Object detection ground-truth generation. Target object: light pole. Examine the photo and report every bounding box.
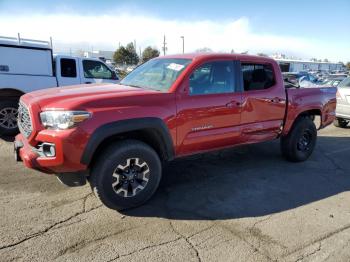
[180,36,184,54]
[162,35,167,56]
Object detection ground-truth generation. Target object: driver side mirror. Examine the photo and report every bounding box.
[284,77,300,88]
[111,71,119,80]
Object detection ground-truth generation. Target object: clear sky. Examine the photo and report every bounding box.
[0,0,349,62]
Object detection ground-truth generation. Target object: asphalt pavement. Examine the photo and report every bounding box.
[0,124,349,262]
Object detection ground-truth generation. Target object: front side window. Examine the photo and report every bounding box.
[61,59,77,78]
[83,60,113,79]
[120,58,191,92]
[189,61,235,95]
[242,63,276,91]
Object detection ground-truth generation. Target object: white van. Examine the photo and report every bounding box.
[0,35,119,135]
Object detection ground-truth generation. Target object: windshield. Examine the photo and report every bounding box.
[338,77,350,88]
[120,58,191,91]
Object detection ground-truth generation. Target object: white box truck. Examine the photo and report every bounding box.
[0,35,119,135]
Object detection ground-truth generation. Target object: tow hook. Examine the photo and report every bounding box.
[14,140,23,162]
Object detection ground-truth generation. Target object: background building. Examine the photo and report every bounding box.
[275,59,344,72]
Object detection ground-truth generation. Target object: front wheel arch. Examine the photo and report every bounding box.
[81,118,175,167]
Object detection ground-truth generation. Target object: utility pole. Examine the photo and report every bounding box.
[180,36,184,54]
[134,40,136,51]
[162,35,167,56]
[139,47,142,58]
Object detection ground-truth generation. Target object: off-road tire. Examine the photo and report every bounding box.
[281,117,317,162]
[89,140,162,211]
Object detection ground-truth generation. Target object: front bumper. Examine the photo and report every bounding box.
[15,130,88,174]
[14,133,52,173]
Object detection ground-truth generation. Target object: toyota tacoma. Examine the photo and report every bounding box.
[14,54,336,210]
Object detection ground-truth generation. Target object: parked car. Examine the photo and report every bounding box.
[320,77,346,88]
[334,77,350,128]
[329,73,348,78]
[14,54,336,210]
[0,35,119,135]
[282,72,321,88]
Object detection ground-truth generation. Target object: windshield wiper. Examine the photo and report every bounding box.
[121,83,142,88]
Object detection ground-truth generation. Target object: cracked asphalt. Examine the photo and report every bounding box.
[1,124,350,262]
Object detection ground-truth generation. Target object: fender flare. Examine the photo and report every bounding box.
[80,117,175,165]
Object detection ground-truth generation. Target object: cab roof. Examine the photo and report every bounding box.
[158,53,276,63]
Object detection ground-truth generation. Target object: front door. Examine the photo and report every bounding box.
[81,59,118,84]
[176,60,242,156]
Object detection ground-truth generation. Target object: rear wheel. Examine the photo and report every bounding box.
[89,140,162,211]
[333,118,349,128]
[0,100,19,136]
[281,117,317,162]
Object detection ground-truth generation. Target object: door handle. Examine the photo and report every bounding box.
[269,97,280,103]
[226,101,241,108]
[85,82,92,84]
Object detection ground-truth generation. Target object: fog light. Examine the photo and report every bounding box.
[42,143,56,157]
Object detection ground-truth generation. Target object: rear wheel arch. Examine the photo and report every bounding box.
[0,88,25,99]
[298,109,321,120]
[81,118,175,167]
[284,108,322,134]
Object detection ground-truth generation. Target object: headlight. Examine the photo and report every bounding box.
[40,111,91,130]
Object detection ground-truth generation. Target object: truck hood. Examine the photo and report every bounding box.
[23,83,159,110]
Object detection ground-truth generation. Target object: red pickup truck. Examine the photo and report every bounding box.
[14,54,336,210]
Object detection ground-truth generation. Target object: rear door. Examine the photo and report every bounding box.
[80,59,118,84]
[176,60,242,155]
[239,60,286,143]
[56,57,81,86]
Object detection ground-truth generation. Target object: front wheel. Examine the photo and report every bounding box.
[281,117,317,162]
[333,118,349,128]
[89,140,162,211]
[0,100,19,136]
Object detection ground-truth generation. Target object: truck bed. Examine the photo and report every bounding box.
[283,87,337,134]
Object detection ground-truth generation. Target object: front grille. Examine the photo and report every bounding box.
[18,102,32,138]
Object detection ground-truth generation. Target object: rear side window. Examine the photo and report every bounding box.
[241,63,275,91]
[0,65,9,72]
[60,59,77,78]
[189,61,235,95]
